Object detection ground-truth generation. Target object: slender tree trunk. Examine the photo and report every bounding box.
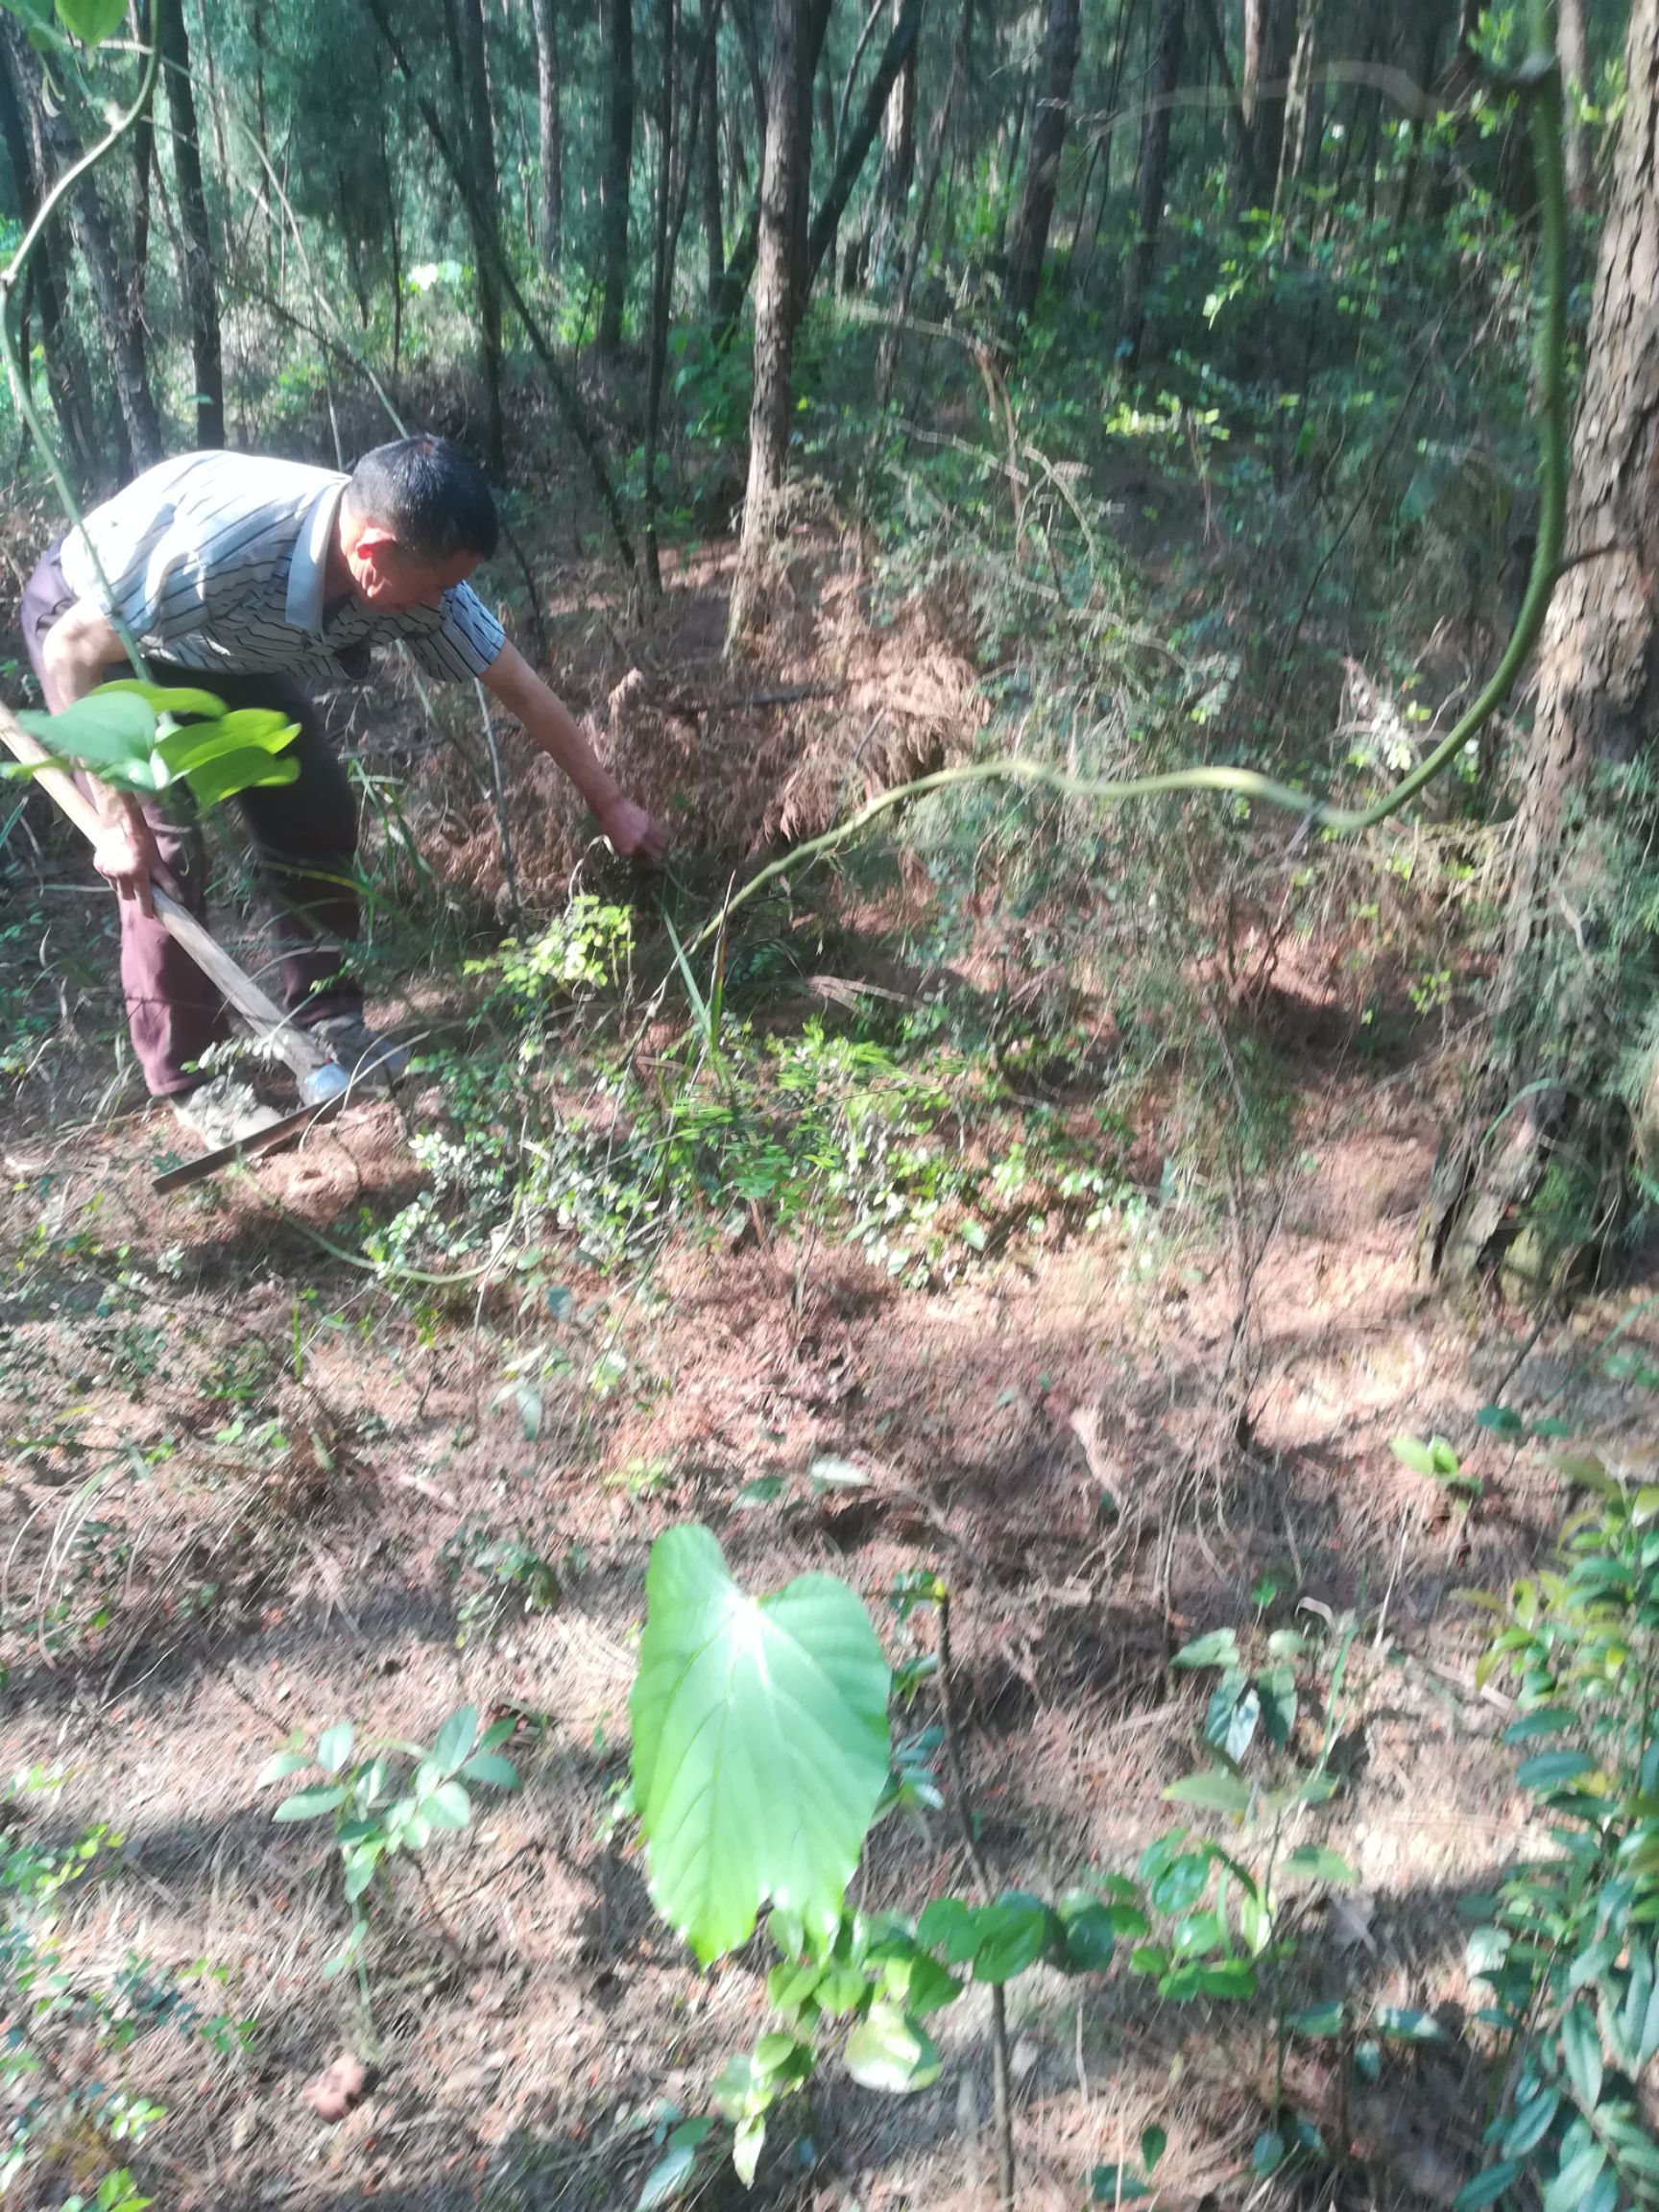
[0,31,99,484]
[990,66,1029,264]
[6,16,163,470]
[1239,0,1294,203]
[1425,5,1648,1295]
[599,0,637,349]
[1118,0,1183,364]
[643,0,683,590]
[876,0,968,400]
[1273,0,1314,211]
[448,0,506,466]
[703,7,725,295]
[866,0,916,274]
[1557,0,1592,209]
[728,0,806,640]
[160,0,226,448]
[1001,0,1081,320]
[805,0,925,289]
[532,0,565,266]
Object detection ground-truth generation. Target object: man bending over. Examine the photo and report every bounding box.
[18,434,664,1147]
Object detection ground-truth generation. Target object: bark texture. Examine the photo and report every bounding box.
[5,16,163,470]
[1556,0,1592,210]
[1426,0,1659,1294]
[599,0,637,349]
[160,0,226,449]
[450,0,505,466]
[728,0,806,640]
[1118,0,1183,365]
[0,29,99,483]
[1001,0,1079,320]
[532,0,565,266]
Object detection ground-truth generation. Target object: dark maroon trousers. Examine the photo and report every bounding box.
[20,541,364,1097]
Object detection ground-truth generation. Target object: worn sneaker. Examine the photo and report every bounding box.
[170,1075,285,1149]
[300,1015,411,1103]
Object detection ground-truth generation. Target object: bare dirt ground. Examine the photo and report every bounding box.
[4,498,1656,2211]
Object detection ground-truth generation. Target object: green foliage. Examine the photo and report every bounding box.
[258,1704,520,1977]
[629,1526,892,1965]
[8,685,300,810]
[1458,1437,1659,2212]
[1,1771,248,2203]
[440,1518,562,1649]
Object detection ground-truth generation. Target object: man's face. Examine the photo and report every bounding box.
[345,530,480,613]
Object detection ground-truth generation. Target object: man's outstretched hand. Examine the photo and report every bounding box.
[599,794,668,865]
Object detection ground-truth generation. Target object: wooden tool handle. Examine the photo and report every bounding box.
[0,701,328,1080]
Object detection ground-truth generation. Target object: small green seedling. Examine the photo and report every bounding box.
[1390,1433,1481,1501]
[259,1703,520,1976]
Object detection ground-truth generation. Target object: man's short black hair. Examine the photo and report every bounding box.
[346,434,499,562]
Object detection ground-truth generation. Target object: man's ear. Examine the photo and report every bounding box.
[351,523,398,559]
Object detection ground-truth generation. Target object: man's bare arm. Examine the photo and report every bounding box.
[39,597,161,915]
[40,597,126,710]
[479,638,667,863]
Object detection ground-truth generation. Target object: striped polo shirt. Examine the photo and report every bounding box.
[60,450,506,685]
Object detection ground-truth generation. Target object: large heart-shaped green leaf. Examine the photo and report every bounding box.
[16,690,157,770]
[630,1525,891,1965]
[54,0,124,43]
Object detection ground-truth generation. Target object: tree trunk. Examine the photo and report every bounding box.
[703,4,725,296]
[1239,0,1293,202]
[532,0,565,266]
[160,0,226,449]
[0,29,99,484]
[1001,0,1080,321]
[1425,0,1656,1297]
[876,0,968,399]
[805,0,924,290]
[866,0,916,273]
[1557,0,1592,210]
[728,0,806,640]
[449,0,506,466]
[1118,0,1183,366]
[643,0,683,590]
[6,16,163,471]
[599,0,636,349]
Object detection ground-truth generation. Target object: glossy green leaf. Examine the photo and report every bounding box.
[1150,1852,1211,1914]
[316,1723,356,1776]
[254,1747,313,1786]
[1206,1675,1260,1760]
[1453,2159,1524,2211]
[630,1526,891,1964]
[1560,2001,1603,2112]
[154,708,298,777]
[1055,1889,1118,1973]
[1501,2086,1560,2157]
[843,2003,940,2092]
[1141,2125,1167,2174]
[971,1892,1051,1983]
[274,1784,347,1821]
[183,749,302,808]
[1090,2166,1151,2201]
[1172,1628,1240,1671]
[15,690,156,768]
[1518,1749,1595,1792]
[1165,1768,1250,1815]
[457,1751,520,1791]
[1281,1844,1357,1886]
[53,0,124,43]
[432,1705,480,1776]
[423,1780,472,1830]
[917,1894,978,1962]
